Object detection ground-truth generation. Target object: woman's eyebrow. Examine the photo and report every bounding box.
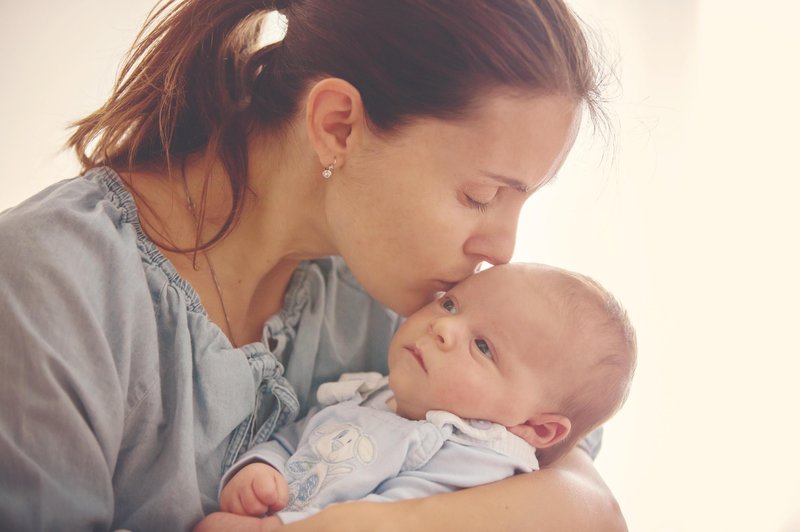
[480,171,533,194]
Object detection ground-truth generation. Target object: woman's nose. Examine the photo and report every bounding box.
[463,234,515,267]
[463,214,518,266]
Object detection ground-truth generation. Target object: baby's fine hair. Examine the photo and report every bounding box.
[532,266,637,466]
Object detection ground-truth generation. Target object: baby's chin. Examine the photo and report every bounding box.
[390,397,428,421]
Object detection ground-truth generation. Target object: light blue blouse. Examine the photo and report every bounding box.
[0,167,602,531]
[0,167,400,531]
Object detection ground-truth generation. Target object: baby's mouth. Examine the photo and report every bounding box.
[405,344,426,372]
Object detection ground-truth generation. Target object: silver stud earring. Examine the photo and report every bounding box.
[322,157,336,179]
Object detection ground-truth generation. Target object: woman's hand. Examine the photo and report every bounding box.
[278,500,412,532]
[193,512,283,532]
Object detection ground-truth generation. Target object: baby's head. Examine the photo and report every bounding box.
[387,263,636,466]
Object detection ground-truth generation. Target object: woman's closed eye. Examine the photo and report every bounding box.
[463,187,499,213]
[465,195,491,213]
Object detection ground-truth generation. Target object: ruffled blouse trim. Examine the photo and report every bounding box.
[89,166,313,357]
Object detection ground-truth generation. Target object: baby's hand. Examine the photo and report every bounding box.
[219,462,289,516]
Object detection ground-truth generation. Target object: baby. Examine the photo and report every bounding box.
[218,263,637,527]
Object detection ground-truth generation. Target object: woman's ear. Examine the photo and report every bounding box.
[507,414,571,448]
[305,77,365,169]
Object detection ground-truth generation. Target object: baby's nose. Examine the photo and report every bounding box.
[431,319,456,350]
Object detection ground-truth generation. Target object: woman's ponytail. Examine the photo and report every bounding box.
[69,0,280,170]
[69,0,283,249]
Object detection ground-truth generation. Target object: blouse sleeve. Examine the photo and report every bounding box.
[0,190,153,530]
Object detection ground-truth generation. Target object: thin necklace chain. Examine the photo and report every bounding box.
[181,174,238,346]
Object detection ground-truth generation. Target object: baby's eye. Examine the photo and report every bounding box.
[441,296,457,314]
[474,338,492,359]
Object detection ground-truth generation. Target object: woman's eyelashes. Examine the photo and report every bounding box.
[463,188,500,213]
[465,195,490,213]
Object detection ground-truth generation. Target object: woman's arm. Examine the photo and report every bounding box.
[280,446,626,532]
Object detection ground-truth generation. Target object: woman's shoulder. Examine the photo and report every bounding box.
[0,167,137,259]
[0,167,148,306]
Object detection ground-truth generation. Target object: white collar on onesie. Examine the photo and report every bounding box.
[425,410,539,470]
[316,372,389,405]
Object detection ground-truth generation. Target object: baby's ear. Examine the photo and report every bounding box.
[507,414,571,448]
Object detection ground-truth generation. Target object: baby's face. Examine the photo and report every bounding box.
[387,264,570,426]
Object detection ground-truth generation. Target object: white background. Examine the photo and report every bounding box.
[2,1,799,530]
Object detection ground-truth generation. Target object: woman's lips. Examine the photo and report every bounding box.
[405,344,426,371]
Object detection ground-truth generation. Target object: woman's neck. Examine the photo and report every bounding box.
[121,133,336,346]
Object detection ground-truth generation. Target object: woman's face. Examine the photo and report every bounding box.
[325,92,581,316]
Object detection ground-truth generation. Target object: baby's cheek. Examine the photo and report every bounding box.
[436,371,486,413]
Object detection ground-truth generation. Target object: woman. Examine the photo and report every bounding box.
[0,0,623,530]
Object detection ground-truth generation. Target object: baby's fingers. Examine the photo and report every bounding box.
[219,484,248,515]
[236,480,272,516]
[252,471,289,513]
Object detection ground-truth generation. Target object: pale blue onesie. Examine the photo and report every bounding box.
[222,373,541,525]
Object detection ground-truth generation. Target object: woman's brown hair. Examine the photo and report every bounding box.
[68,0,604,250]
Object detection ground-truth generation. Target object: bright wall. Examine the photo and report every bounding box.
[2,2,799,530]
